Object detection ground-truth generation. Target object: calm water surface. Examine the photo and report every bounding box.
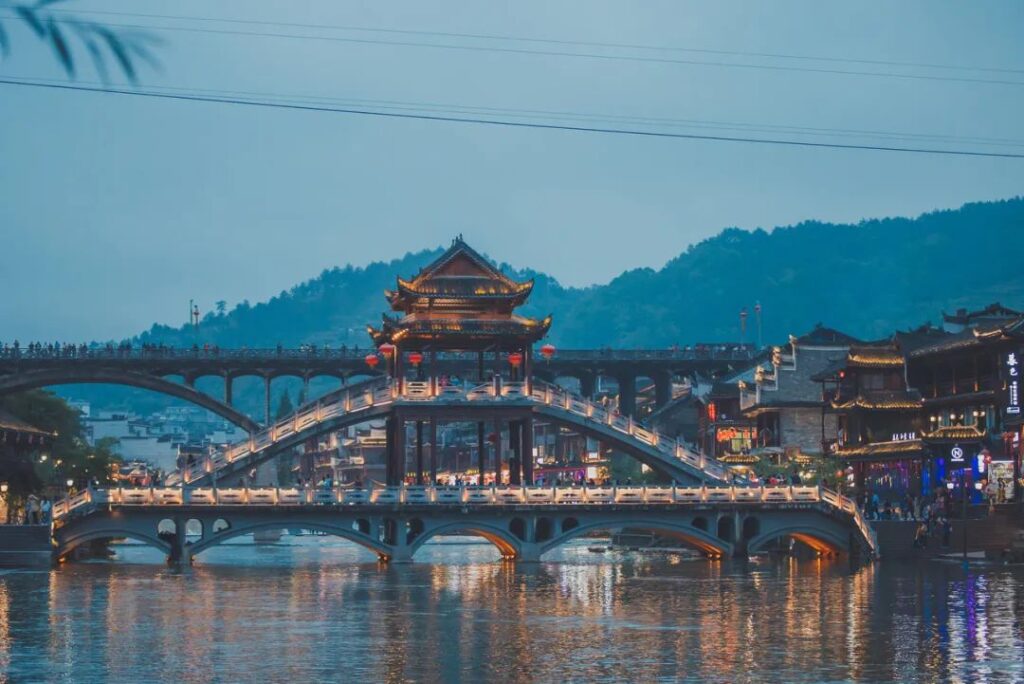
[2,537,1023,683]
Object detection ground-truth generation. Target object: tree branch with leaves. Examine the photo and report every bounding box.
[0,0,159,82]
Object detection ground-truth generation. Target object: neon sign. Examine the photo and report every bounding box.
[1007,352,1021,415]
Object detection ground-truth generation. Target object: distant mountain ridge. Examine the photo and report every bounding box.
[137,197,1024,350]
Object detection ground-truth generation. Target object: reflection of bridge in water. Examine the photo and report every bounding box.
[52,484,878,566]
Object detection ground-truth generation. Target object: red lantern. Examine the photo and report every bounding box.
[408,351,424,366]
[508,352,523,368]
[378,343,395,357]
[540,343,555,360]
[364,354,379,369]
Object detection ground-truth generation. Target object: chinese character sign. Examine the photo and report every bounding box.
[1007,351,1021,415]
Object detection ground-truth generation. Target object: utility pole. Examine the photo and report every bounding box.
[755,301,763,349]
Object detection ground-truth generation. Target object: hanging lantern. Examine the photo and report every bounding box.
[378,343,395,357]
[364,354,379,369]
[408,351,424,366]
[540,343,556,360]
[508,352,523,368]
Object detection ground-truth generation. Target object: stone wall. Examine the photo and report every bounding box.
[779,408,838,455]
[0,525,52,568]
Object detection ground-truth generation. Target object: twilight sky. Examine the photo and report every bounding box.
[1,0,1022,342]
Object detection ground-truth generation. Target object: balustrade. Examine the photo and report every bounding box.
[49,483,877,554]
[172,376,734,487]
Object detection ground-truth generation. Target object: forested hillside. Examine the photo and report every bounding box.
[137,197,1024,349]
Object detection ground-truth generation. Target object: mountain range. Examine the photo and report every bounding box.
[138,196,1024,350]
[52,196,1023,416]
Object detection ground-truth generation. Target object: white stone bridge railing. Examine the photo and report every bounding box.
[168,377,733,486]
[51,484,877,556]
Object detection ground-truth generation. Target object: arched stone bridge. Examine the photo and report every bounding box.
[0,345,756,426]
[51,484,878,565]
[168,378,732,488]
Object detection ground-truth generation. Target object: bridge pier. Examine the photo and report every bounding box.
[579,373,596,400]
[415,420,425,485]
[653,372,672,409]
[509,419,521,486]
[264,376,272,426]
[168,516,192,569]
[522,416,534,485]
[516,542,541,563]
[429,419,438,484]
[477,422,486,485]
[617,374,637,417]
[224,375,233,407]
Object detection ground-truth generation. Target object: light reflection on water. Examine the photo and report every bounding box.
[1,537,1023,683]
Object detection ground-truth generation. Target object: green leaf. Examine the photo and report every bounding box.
[46,17,73,76]
[15,6,46,37]
[127,38,161,72]
[95,26,135,82]
[68,21,108,83]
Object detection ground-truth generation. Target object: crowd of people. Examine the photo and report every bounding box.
[0,340,371,359]
[19,495,54,526]
[858,481,1014,551]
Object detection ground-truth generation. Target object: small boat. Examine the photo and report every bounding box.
[587,546,608,553]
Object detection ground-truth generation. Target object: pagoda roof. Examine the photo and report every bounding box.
[812,342,906,382]
[831,390,922,411]
[385,237,533,310]
[719,453,760,465]
[905,316,1024,358]
[922,425,986,443]
[847,343,905,368]
[0,409,54,444]
[795,324,860,347]
[837,439,924,462]
[942,302,1021,326]
[368,313,552,348]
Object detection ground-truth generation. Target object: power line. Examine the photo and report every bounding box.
[3,77,1022,158]
[10,74,1023,148]
[47,7,1024,76]
[8,14,1024,88]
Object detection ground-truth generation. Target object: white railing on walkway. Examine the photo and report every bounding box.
[168,377,735,487]
[52,483,876,552]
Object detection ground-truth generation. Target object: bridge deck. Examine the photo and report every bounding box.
[169,377,732,487]
[52,483,877,556]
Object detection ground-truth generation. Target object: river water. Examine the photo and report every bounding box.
[2,536,1023,683]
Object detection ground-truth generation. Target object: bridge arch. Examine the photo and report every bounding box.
[540,518,731,558]
[409,521,520,560]
[746,524,848,556]
[186,520,391,560]
[534,408,711,484]
[57,528,171,560]
[0,369,259,432]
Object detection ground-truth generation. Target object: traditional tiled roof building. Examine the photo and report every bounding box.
[739,323,856,458]
[368,237,551,355]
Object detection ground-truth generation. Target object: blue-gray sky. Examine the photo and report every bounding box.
[1,0,1022,341]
